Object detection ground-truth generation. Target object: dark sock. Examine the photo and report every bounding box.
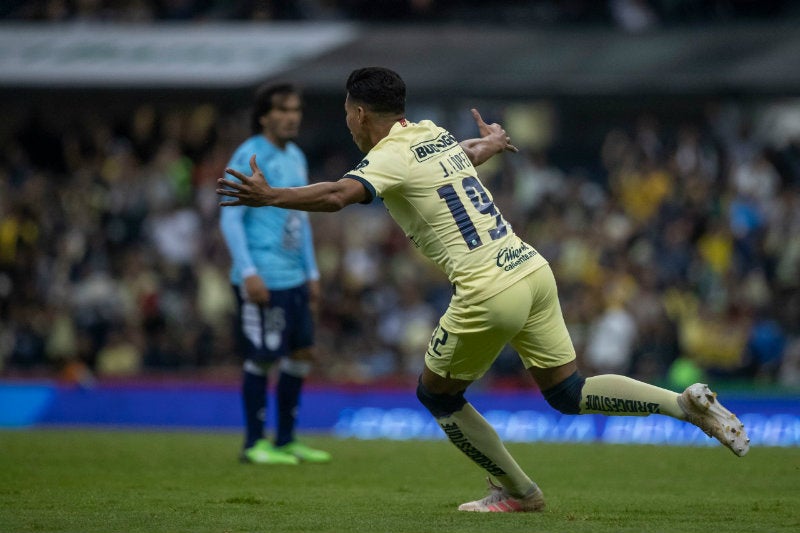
[242,370,267,449]
[275,371,303,447]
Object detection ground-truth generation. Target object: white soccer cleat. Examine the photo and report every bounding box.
[458,478,545,513]
[678,383,750,457]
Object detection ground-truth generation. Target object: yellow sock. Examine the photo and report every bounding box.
[437,403,538,497]
[580,374,685,419]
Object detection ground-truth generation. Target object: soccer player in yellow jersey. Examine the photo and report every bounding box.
[218,67,750,513]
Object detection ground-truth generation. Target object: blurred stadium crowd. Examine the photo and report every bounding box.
[2,94,798,389]
[1,1,799,390]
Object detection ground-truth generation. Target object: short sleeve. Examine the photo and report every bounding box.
[344,139,408,200]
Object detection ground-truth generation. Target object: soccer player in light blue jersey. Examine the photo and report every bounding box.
[220,83,330,465]
[218,68,748,510]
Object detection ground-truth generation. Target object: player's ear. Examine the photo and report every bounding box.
[358,105,369,125]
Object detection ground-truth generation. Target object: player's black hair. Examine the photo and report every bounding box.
[250,82,301,134]
[346,67,405,115]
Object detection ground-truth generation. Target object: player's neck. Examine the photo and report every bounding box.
[263,132,290,150]
[367,115,404,149]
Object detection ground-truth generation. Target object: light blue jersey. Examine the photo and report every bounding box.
[220,134,319,289]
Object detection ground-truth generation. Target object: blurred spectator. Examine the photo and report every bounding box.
[610,0,659,32]
[377,283,437,376]
[509,149,564,217]
[743,312,787,381]
[584,301,638,375]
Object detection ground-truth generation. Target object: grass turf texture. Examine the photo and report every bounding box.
[1,430,798,533]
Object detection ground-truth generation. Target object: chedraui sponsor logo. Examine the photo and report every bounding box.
[495,242,537,271]
[585,394,661,414]
[440,422,506,476]
[411,132,458,162]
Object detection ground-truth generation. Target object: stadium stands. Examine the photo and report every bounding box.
[0,1,798,392]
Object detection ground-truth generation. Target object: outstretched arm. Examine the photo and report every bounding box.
[459,108,518,167]
[217,155,369,211]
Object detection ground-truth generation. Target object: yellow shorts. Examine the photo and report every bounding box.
[425,265,576,381]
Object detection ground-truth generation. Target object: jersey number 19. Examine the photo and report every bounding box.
[437,176,508,250]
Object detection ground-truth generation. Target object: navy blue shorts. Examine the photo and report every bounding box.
[232,283,314,363]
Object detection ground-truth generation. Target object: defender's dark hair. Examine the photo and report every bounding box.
[346,67,405,115]
[250,82,300,134]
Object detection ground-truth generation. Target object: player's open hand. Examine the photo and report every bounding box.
[217,155,274,207]
[471,108,518,154]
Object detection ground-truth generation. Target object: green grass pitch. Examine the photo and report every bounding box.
[1,429,798,533]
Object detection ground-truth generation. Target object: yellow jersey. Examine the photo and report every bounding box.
[345,119,547,305]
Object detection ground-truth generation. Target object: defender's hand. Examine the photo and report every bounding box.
[217,155,274,207]
[244,274,270,305]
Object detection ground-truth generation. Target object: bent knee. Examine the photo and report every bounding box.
[541,371,585,414]
[416,378,467,418]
